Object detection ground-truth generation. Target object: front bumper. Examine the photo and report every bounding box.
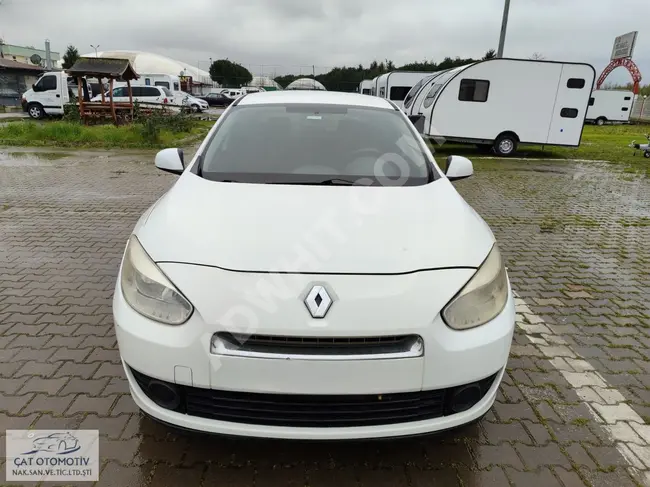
[113,265,515,439]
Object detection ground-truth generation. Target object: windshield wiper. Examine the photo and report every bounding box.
[268,178,360,186]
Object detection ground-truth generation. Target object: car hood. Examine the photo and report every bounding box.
[136,172,495,274]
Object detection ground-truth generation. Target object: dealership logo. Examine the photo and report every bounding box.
[6,430,99,482]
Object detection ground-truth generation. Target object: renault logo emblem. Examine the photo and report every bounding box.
[304,285,333,319]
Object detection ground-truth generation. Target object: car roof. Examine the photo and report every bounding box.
[237,90,396,110]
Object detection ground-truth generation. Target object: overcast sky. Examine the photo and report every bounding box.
[0,0,646,84]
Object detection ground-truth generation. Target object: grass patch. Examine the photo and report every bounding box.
[431,124,650,174]
[0,119,213,149]
[571,418,590,426]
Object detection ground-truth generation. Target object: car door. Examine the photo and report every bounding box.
[36,74,63,114]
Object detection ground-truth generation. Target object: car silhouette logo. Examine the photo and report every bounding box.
[23,432,81,455]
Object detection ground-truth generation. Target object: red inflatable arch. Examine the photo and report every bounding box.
[596,58,643,94]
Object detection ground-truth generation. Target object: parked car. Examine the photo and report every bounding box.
[113,91,515,440]
[91,85,177,109]
[179,91,209,112]
[197,92,234,107]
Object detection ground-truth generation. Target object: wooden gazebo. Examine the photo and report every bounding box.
[67,57,140,125]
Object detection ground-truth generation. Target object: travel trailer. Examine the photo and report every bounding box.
[586,90,634,125]
[374,71,435,109]
[409,58,596,156]
[135,74,181,92]
[359,79,374,95]
[21,71,92,119]
[402,68,461,117]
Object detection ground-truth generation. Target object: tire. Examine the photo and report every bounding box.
[596,117,606,126]
[27,103,44,120]
[191,104,200,113]
[493,134,518,157]
[644,151,650,159]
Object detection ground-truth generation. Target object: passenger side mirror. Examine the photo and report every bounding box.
[155,148,185,175]
[445,155,473,181]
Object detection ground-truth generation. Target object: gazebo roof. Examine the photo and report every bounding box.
[67,57,139,81]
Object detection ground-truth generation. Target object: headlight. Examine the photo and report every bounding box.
[442,243,508,330]
[120,235,193,325]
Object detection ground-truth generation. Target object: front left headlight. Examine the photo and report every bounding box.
[120,235,193,325]
[442,243,508,330]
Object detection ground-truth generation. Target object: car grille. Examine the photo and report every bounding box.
[129,367,498,428]
[214,332,423,358]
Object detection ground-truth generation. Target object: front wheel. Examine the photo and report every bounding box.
[596,117,606,126]
[493,134,518,157]
[191,104,200,113]
[27,103,44,120]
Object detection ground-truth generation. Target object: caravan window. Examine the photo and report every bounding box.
[588,97,595,106]
[566,78,586,89]
[404,78,428,109]
[389,86,411,101]
[155,81,171,89]
[560,108,579,118]
[624,96,632,101]
[622,107,629,112]
[174,82,180,91]
[362,89,371,95]
[458,79,489,102]
[379,87,385,97]
[422,84,443,109]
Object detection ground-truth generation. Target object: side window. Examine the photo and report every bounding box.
[130,87,142,97]
[458,79,489,102]
[567,78,586,89]
[423,84,442,109]
[588,97,595,106]
[560,108,579,118]
[624,96,632,101]
[389,86,411,101]
[37,75,57,91]
[143,87,160,97]
[379,87,385,97]
[155,81,170,89]
[622,107,629,112]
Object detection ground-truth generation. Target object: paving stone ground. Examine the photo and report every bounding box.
[1,147,649,486]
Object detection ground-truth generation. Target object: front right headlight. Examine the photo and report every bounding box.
[441,243,508,330]
[120,235,193,325]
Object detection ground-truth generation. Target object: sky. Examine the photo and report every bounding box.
[0,0,647,85]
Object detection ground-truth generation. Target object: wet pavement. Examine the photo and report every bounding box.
[1,147,650,486]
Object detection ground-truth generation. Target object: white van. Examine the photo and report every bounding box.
[374,72,435,109]
[220,88,244,99]
[21,71,93,119]
[410,58,595,156]
[586,90,634,125]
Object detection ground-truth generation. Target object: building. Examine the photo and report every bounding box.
[286,78,327,91]
[248,76,283,91]
[0,43,60,67]
[0,58,45,106]
[71,50,218,94]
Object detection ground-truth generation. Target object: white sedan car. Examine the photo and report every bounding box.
[113,90,515,440]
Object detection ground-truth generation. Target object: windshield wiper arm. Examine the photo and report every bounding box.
[268,178,359,186]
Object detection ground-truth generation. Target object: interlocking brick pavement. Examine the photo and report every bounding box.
[1,148,650,486]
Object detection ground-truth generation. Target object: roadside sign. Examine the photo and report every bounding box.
[611,31,638,60]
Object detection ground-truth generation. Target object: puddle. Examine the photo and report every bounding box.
[0,150,71,166]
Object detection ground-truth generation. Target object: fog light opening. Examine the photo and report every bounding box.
[148,380,181,410]
[449,384,481,414]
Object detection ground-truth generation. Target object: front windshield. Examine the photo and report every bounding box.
[200,104,431,186]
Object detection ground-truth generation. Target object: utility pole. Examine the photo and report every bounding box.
[497,0,511,58]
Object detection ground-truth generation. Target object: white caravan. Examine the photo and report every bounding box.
[136,74,181,93]
[21,71,93,119]
[586,90,634,125]
[359,79,374,95]
[374,71,434,109]
[402,68,463,116]
[409,58,596,156]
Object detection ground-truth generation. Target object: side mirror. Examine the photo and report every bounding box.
[155,148,185,175]
[445,155,473,181]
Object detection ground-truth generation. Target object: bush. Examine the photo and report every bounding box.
[62,103,81,123]
[134,107,194,143]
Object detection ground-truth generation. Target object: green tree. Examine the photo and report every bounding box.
[483,49,496,60]
[61,45,80,70]
[209,59,252,87]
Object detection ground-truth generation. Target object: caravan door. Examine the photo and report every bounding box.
[547,64,594,146]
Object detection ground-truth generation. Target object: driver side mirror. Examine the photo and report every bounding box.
[445,155,473,181]
[155,148,185,175]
